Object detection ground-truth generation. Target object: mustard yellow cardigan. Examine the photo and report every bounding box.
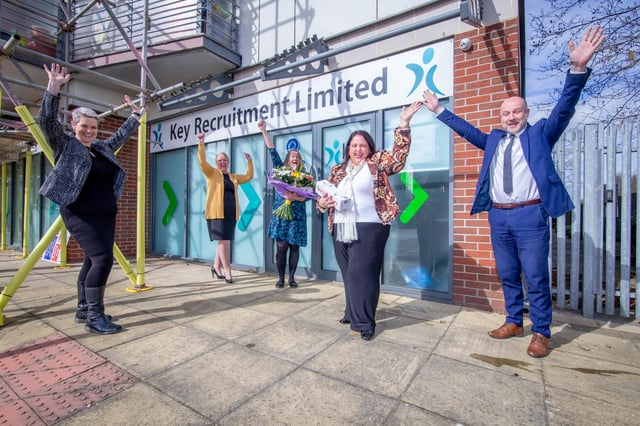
[198,143,254,221]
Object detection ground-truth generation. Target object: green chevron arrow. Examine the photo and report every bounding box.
[162,180,178,226]
[238,182,261,231]
[399,172,429,224]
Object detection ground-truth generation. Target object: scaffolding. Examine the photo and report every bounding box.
[0,0,161,326]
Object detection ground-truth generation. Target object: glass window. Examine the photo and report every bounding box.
[230,135,265,268]
[382,101,451,293]
[152,149,185,256]
[187,144,210,260]
[41,159,59,237]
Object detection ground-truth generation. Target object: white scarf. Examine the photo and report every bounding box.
[334,160,365,243]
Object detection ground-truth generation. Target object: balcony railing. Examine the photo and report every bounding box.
[0,0,239,62]
[72,0,238,61]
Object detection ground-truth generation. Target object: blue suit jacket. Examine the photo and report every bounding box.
[437,69,591,218]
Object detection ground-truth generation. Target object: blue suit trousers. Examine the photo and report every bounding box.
[488,203,552,338]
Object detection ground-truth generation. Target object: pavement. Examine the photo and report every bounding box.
[1,249,639,426]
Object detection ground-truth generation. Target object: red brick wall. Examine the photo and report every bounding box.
[451,19,520,312]
[66,118,150,262]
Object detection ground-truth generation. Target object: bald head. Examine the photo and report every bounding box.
[500,97,529,134]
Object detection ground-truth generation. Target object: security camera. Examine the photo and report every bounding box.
[459,38,472,52]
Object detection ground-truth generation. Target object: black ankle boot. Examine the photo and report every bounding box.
[75,281,112,323]
[85,286,122,335]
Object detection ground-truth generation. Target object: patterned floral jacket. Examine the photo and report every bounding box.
[323,127,411,233]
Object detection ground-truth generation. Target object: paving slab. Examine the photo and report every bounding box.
[219,368,397,425]
[55,384,209,426]
[306,336,430,398]
[148,342,297,421]
[402,354,545,426]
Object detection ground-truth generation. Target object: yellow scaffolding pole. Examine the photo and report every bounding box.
[17,150,32,258]
[127,110,152,292]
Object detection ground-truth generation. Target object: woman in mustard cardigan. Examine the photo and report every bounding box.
[197,133,254,283]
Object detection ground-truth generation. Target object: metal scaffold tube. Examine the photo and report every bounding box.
[12,45,149,94]
[127,0,153,293]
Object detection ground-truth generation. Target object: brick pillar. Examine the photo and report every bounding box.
[451,19,520,312]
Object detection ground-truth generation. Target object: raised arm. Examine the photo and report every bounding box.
[258,120,274,148]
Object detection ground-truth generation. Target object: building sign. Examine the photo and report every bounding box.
[152,39,453,152]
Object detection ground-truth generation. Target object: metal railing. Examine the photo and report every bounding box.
[0,0,238,61]
[70,0,238,61]
[552,120,639,319]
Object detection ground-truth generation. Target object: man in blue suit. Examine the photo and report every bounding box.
[422,25,604,357]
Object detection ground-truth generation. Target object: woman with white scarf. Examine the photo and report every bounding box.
[316,101,422,341]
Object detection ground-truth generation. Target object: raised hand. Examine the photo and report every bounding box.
[43,63,70,95]
[197,133,205,144]
[569,25,605,72]
[399,101,423,128]
[422,89,441,113]
[123,94,141,115]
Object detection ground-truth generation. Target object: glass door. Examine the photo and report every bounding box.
[264,128,314,277]
[314,118,373,282]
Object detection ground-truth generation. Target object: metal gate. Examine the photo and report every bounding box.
[552,120,639,319]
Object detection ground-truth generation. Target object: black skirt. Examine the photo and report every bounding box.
[207,218,236,240]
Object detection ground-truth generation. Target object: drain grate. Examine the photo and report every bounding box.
[0,332,137,425]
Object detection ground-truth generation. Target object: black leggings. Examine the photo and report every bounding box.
[276,240,299,280]
[61,207,115,289]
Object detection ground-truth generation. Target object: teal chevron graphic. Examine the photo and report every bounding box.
[238,183,261,231]
[162,180,178,226]
[399,172,429,224]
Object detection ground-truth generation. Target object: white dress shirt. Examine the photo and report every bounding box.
[490,130,540,203]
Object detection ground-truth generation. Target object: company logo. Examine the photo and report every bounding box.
[285,137,300,151]
[405,47,445,97]
[324,139,342,167]
[152,123,164,150]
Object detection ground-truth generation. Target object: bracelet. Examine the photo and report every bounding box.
[132,112,141,117]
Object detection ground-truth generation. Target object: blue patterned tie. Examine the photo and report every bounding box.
[503,134,515,195]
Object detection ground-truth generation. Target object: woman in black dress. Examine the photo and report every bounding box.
[197,133,253,283]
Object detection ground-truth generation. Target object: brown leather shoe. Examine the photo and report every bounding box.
[488,322,524,339]
[527,333,549,358]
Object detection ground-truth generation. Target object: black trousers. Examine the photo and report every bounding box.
[61,207,116,289]
[332,222,390,334]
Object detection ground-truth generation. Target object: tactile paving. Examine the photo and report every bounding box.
[0,332,137,425]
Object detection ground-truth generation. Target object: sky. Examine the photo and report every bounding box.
[523,0,636,125]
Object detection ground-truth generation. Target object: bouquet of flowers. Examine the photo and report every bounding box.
[267,165,318,220]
